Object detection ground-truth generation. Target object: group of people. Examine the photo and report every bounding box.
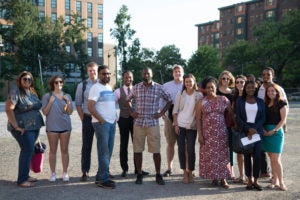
[5,63,288,191]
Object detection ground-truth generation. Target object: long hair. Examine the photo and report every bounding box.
[218,70,235,88]
[181,74,197,93]
[17,71,37,97]
[233,75,247,102]
[48,75,64,91]
[264,83,284,111]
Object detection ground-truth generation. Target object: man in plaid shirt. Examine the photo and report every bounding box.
[128,67,172,185]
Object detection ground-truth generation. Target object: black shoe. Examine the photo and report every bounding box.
[80,173,89,182]
[253,183,263,191]
[109,173,115,179]
[135,170,149,176]
[97,181,116,189]
[135,174,143,184]
[163,170,172,177]
[121,171,127,177]
[156,174,165,185]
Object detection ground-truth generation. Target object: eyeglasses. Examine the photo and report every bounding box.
[222,77,230,81]
[236,81,245,84]
[54,80,63,84]
[101,72,111,76]
[22,77,32,82]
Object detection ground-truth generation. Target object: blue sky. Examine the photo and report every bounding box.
[104,0,244,60]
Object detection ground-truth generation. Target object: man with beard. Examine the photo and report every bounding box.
[114,70,149,177]
[128,67,172,185]
[88,65,117,189]
[257,67,288,178]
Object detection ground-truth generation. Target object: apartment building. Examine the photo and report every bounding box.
[195,0,300,57]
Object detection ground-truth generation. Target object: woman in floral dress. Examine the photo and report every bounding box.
[196,76,234,188]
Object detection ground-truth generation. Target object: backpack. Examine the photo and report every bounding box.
[82,80,87,101]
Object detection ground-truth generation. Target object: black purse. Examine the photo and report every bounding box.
[232,129,255,154]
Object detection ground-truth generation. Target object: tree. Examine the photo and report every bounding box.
[187,46,221,81]
[154,45,186,83]
[110,5,136,72]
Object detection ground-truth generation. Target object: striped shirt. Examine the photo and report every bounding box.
[130,81,171,127]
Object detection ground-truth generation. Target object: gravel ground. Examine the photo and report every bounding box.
[0,103,299,200]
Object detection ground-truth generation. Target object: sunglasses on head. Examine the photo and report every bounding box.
[54,80,63,84]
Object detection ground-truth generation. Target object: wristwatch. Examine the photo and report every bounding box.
[272,129,277,133]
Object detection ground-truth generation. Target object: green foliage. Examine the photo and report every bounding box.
[110,5,136,71]
[187,46,221,82]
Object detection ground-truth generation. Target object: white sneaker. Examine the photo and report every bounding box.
[49,173,56,182]
[62,172,69,182]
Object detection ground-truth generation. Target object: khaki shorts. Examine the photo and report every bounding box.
[133,124,161,153]
[164,117,177,145]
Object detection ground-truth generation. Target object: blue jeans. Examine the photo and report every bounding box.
[11,129,40,184]
[93,121,116,183]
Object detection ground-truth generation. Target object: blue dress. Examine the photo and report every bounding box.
[262,101,287,153]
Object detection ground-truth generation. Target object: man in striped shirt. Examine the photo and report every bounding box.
[128,67,172,185]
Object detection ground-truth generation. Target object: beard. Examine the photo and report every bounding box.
[102,77,110,84]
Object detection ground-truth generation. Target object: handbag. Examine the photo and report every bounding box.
[30,139,46,173]
[231,129,255,154]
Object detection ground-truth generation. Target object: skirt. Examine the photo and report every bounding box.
[262,124,284,153]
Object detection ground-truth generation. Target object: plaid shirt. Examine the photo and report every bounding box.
[130,81,171,127]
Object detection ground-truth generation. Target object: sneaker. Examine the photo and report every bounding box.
[49,173,56,182]
[121,171,127,177]
[97,181,116,189]
[80,173,90,182]
[62,173,69,182]
[163,169,172,177]
[135,174,143,185]
[156,174,165,185]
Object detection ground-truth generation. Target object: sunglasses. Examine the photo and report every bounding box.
[22,77,32,82]
[54,80,63,84]
[236,81,245,84]
[222,77,230,81]
[101,72,111,76]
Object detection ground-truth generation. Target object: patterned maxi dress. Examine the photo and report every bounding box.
[199,96,231,180]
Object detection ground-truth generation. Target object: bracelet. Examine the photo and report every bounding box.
[272,129,277,133]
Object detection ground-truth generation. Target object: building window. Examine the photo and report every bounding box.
[236,28,243,35]
[87,2,93,13]
[98,18,103,29]
[87,32,92,42]
[266,10,274,18]
[87,47,93,57]
[237,16,243,24]
[51,0,57,8]
[51,13,57,22]
[98,48,103,58]
[98,33,103,43]
[266,0,275,6]
[76,1,82,13]
[237,5,243,12]
[65,0,70,10]
[87,17,92,28]
[39,11,45,20]
[66,45,71,53]
[38,0,45,6]
[215,33,219,39]
[98,4,103,14]
[65,15,70,24]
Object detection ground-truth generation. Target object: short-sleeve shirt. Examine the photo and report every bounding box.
[42,93,73,132]
[88,82,117,123]
[7,88,44,131]
[75,78,98,114]
[265,100,287,124]
[130,81,171,127]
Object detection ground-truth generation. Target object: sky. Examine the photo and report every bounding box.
[104,0,244,60]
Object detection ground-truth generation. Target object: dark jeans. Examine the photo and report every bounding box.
[81,114,95,174]
[117,116,136,172]
[11,129,39,184]
[260,151,269,174]
[176,127,197,171]
[244,141,262,179]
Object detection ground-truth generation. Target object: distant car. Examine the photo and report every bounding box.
[288,92,300,101]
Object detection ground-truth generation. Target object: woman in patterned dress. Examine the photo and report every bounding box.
[196,76,234,188]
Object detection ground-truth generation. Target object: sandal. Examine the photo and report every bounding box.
[279,184,288,191]
[220,179,229,189]
[253,183,263,191]
[233,178,244,184]
[18,181,34,187]
[27,177,37,182]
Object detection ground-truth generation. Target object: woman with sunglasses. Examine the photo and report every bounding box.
[232,75,248,184]
[217,70,235,179]
[5,71,44,187]
[42,75,73,182]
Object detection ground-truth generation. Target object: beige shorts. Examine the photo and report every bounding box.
[164,117,177,145]
[133,124,161,153]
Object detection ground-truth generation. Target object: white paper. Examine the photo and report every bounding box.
[241,133,261,146]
